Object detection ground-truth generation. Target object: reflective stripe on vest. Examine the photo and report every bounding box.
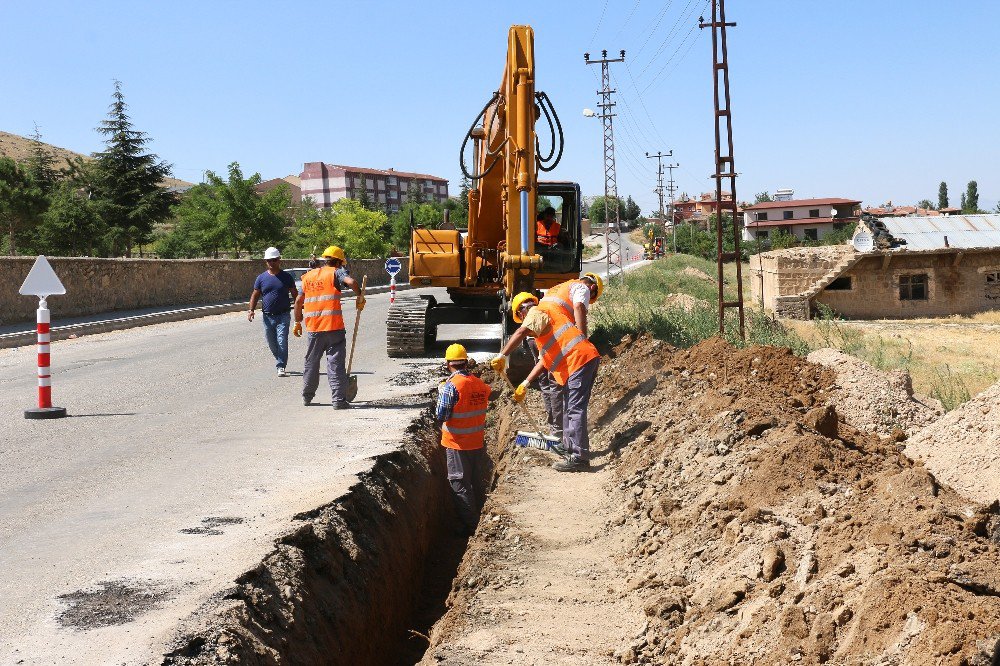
[534,303,601,386]
[441,372,490,450]
[540,280,584,319]
[301,267,345,332]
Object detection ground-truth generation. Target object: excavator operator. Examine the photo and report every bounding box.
[536,207,561,249]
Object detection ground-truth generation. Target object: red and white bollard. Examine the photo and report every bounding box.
[389,276,396,304]
[25,298,67,419]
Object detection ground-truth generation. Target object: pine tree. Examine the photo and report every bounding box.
[960,192,967,212]
[91,80,176,256]
[25,124,61,195]
[459,176,471,213]
[937,181,948,210]
[0,157,45,255]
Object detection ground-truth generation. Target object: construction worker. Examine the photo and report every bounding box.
[540,272,604,338]
[293,245,365,408]
[536,206,561,248]
[436,344,491,536]
[491,293,600,473]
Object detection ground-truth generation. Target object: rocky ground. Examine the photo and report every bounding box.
[421,335,1000,665]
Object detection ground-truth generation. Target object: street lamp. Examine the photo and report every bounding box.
[582,108,595,118]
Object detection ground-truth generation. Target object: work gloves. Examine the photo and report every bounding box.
[293,321,303,337]
[512,381,529,403]
[489,356,507,373]
[356,294,366,311]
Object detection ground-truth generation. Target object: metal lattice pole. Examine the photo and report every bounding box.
[646,151,672,255]
[666,162,679,252]
[700,1,745,339]
[585,50,625,281]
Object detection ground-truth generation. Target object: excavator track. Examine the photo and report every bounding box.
[386,295,435,357]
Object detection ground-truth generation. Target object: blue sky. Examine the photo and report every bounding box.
[3,0,998,213]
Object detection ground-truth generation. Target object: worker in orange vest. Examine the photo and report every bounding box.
[540,272,604,337]
[293,245,365,408]
[491,293,601,473]
[436,344,492,536]
[536,206,561,248]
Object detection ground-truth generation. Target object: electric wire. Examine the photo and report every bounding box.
[637,0,699,77]
[588,0,610,49]
[634,0,676,60]
[612,0,644,43]
[640,3,708,94]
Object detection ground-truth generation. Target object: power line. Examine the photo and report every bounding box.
[612,0,644,42]
[634,0,677,60]
[638,0,699,77]
[641,8,707,94]
[588,0,611,49]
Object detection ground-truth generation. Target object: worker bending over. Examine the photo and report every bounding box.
[436,344,491,536]
[492,293,600,473]
[520,272,605,450]
[293,245,365,408]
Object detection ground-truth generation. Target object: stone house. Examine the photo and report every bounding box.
[749,214,1000,319]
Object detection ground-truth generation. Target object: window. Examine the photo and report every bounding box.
[899,274,928,301]
[755,212,768,221]
[803,228,818,241]
[783,210,794,220]
[827,276,852,290]
[809,209,820,218]
[756,230,769,240]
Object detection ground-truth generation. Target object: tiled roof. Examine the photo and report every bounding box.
[746,217,855,228]
[743,198,861,211]
[328,164,447,182]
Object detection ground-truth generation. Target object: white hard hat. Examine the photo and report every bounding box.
[264,247,281,260]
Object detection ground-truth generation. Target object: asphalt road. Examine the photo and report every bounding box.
[0,240,645,664]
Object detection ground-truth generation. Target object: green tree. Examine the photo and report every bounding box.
[91,80,177,256]
[25,125,61,196]
[289,198,390,258]
[587,195,624,226]
[0,156,46,255]
[963,180,980,213]
[938,181,949,210]
[623,195,641,222]
[156,183,227,258]
[205,162,290,257]
[354,174,379,211]
[916,199,934,210]
[389,202,443,250]
[458,176,471,214]
[441,197,467,229]
[35,181,104,256]
[960,192,967,212]
[406,180,426,205]
[754,191,772,204]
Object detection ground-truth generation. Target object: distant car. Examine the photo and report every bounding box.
[285,267,310,292]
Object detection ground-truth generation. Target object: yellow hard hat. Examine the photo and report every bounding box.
[511,292,538,323]
[322,245,346,261]
[445,343,468,362]
[582,272,604,302]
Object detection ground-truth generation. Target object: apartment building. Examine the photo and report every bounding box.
[742,197,862,243]
[299,162,449,211]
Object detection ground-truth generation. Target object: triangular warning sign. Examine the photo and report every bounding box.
[19,255,66,297]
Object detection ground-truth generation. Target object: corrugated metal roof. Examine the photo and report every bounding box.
[877,214,1000,251]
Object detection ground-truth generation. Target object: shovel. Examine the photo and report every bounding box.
[346,275,367,402]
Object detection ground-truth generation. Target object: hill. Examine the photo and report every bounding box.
[0,130,193,190]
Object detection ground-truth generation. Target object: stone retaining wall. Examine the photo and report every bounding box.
[0,257,408,326]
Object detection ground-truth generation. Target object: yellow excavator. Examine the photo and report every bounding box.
[387,25,583,360]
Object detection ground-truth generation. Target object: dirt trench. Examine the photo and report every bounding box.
[161,405,476,666]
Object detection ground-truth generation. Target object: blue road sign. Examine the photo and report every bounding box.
[384,258,402,276]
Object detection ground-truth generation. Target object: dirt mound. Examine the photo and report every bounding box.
[906,379,1000,505]
[598,337,1000,664]
[680,266,715,283]
[662,293,710,312]
[807,347,943,437]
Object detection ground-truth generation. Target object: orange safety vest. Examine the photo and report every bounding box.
[536,219,561,247]
[533,303,600,386]
[441,372,490,450]
[540,279,587,319]
[301,266,345,333]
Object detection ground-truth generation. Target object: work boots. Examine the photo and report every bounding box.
[553,458,590,473]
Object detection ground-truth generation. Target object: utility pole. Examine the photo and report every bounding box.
[646,151,671,257]
[666,162,679,252]
[584,49,625,281]
[699,1,745,340]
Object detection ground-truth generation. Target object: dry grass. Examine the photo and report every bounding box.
[787,317,1000,402]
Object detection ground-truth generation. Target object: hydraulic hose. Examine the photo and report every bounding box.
[459,92,503,181]
[534,91,564,173]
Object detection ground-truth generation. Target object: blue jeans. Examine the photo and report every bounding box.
[262,311,290,368]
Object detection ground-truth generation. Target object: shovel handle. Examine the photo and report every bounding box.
[347,275,367,376]
[500,368,547,436]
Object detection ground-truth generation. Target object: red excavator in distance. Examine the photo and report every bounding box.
[386,25,585,372]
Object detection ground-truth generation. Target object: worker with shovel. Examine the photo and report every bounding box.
[436,344,492,536]
[492,293,600,473]
[293,245,365,409]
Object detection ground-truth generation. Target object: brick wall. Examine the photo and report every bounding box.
[0,257,408,326]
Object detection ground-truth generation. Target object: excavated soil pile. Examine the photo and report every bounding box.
[600,336,1000,664]
[906,379,1000,506]
[807,347,942,437]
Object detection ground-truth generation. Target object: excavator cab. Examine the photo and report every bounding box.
[533,182,583,282]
